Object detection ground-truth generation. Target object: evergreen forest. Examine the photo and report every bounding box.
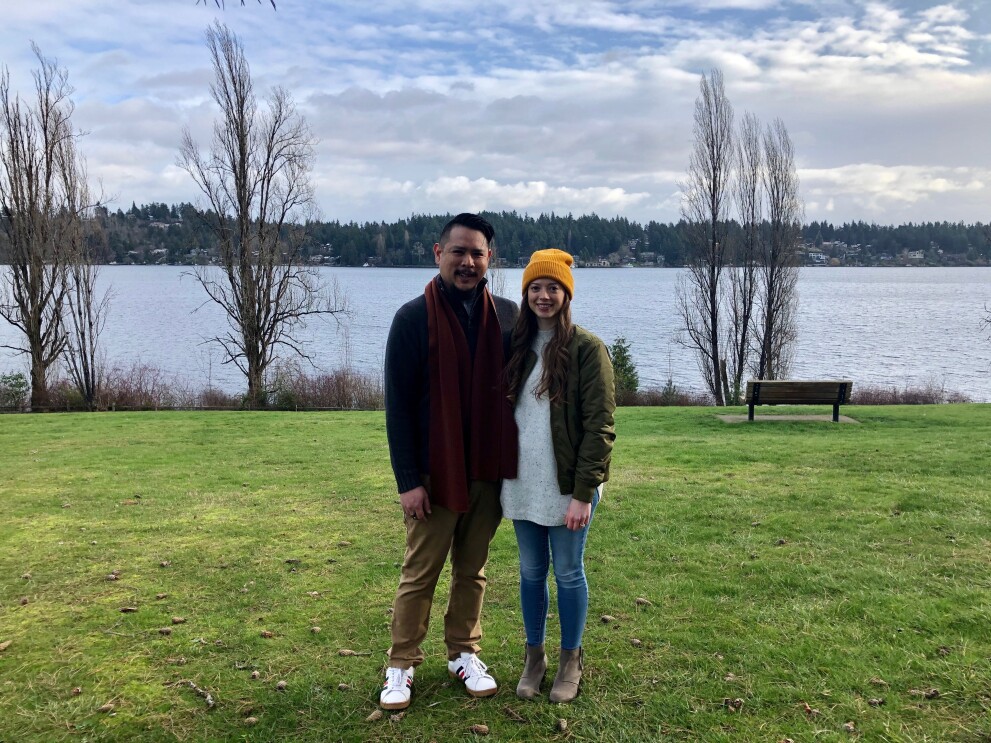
[92,202,991,268]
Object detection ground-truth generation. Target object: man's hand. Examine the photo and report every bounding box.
[400,485,432,521]
[564,498,591,532]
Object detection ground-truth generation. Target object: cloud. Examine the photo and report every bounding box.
[1,0,989,225]
[800,163,990,221]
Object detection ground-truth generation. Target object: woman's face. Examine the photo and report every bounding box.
[527,279,566,328]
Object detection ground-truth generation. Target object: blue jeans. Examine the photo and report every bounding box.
[512,490,599,650]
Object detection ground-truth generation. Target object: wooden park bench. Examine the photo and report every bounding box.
[745,379,853,422]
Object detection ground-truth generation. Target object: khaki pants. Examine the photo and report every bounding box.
[388,479,502,668]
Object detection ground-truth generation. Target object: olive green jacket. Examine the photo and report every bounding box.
[516,325,616,503]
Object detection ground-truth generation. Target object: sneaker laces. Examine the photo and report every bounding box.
[384,667,406,690]
[461,654,489,679]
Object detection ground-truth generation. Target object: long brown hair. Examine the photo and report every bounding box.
[505,294,574,405]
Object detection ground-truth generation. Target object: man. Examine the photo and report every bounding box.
[380,213,519,710]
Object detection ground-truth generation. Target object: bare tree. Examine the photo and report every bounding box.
[0,46,89,410]
[63,190,111,410]
[753,118,802,380]
[724,110,762,403]
[179,22,344,407]
[676,69,735,405]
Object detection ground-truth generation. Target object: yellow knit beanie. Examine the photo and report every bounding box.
[522,248,575,298]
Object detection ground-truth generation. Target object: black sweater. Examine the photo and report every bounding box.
[384,276,519,494]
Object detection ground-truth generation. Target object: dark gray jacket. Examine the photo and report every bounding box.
[384,276,519,494]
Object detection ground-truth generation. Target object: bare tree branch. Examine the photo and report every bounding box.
[178,22,345,407]
[196,0,277,9]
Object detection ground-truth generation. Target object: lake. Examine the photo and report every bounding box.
[1,266,990,401]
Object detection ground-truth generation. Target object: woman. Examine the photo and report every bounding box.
[501,248,616,703]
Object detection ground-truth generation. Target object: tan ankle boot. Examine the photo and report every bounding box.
[516,644,546,699]
[549,647,583,703]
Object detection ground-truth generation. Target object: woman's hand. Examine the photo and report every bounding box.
[565,498,592,531]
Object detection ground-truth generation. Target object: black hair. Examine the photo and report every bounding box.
[439,213,495,246]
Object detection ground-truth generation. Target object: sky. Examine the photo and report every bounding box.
[2,0,990,226]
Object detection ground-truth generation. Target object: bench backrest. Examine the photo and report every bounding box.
[745,380,853,405]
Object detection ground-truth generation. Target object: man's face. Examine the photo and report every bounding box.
[434,226,491,292]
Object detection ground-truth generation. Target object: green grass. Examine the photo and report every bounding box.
[1,405,990,742]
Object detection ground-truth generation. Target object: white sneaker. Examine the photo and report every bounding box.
[380,666,414,709]
[448,652,498,698]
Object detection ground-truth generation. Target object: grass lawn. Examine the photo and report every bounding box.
[1,405,990,742]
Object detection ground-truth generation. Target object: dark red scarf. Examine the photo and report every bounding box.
[426,279,518,512]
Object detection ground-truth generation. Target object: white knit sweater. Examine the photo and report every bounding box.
[500,329,574,526]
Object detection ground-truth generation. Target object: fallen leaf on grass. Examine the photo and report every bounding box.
[365,710,383,722]
[723,698,744,712]
[600,615,616,623]
[338,541,352,547]
[338,683,351,691]
[105,574,118,581]
[306,591,320,597]
[155,593,168,600]
[938,646,951,656]
[72,687,83,695]
[556,719,568,732]
[868,698,884,707]
[843,721,857,733]
[158,627,173,636]
[390,712,405,722]
[776,538,789,546]
[630,638,642,647]
[120,607,138,613]
[801,702,820,718]
[21,572,31,580]
[260,630,274,638]
[19,597,28,605]
[869,676,889,687]
[635,597,652,606]
[285,558,301,565]
[469,724,490,735]
[120,499,140,506]
[172,617,186,625]
[244,717,258,726]
[276,680,287,691]
[0,641,11,652]
[724,673,737,682]
[98,703,115,713]
[311,626,321,633]
[338,648,371,656]
[250,671,261,680]
[159,561,171,568]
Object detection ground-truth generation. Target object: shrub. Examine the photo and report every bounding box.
[851,379,971,405]
[0,372,29,411]
[627,379,714,407]
[267,359,384,410]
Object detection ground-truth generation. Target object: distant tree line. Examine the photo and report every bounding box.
[85,203,991,268]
